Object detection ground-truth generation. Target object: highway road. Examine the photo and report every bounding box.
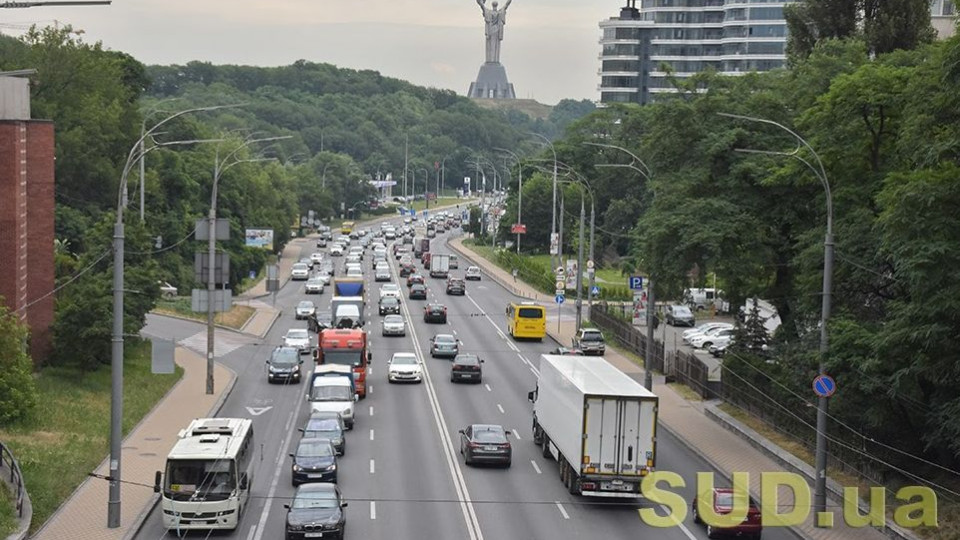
[135,215,798,540]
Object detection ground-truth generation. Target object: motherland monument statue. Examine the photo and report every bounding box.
[467,0,517,99]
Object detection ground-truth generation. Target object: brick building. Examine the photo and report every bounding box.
[0,74,55,364]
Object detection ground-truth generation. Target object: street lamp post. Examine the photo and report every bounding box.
[322,161,334,189]
[531,132,558,272]
[494,148,523,254]
[138,98,182,222]
[719,112,834,523]
[419,168,430,210]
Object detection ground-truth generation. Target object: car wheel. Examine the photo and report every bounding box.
[542,435,552,460]
[707,525,718,539]
[692,504,701,524]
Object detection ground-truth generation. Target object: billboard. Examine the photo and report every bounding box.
[245,228,274,250]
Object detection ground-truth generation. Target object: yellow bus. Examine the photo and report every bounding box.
[506,302,546,341]
[341,221,355,235]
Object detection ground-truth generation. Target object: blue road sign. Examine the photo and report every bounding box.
[555,294,565,305]
[812,375,837,398]
[591,285,601,296]
[423,210,429,217]
[628,276,644,290]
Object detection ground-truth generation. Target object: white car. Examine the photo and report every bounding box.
[158,281,178,299]
[329,243,344,256]
[283,328,312,353]
[682,322,734,344]
[689,328,736,349]
[345,254,362,266]
[387,352,422,383]
[309,252,324,266]
[380,283,402,299]
[295,300,316,320]
[348,246,364,259]
[381,314,406,337]
[291,263,310,281]
[375,264,391,282]
[465,266,482,281]
[305,276,325,294]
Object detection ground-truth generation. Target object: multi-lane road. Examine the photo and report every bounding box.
[135,217,797,540]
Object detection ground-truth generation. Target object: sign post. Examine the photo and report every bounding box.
[812,375,837,398]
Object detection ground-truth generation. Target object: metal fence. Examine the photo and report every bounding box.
[1,440,25,517]
[590,302,665,374]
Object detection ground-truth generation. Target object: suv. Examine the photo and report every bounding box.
[465,266,482,281]
[266,346,304,383]
[446,278,466,295]
[572,328,606,356]
[451,354,483,383]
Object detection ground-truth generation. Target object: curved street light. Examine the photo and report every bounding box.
[494,147,524,254]
[530,132,559,271]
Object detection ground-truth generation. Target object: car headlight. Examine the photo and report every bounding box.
[287,523,303,531]
[292,464,302,472]
[325,464,337,472]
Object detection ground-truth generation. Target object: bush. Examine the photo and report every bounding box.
[0,303,38,423]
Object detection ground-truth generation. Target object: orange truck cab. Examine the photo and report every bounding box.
[315,328,371,398]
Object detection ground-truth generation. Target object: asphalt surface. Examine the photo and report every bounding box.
[135,217,796,540]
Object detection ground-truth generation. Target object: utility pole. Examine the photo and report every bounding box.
[587,201,595,320]
[644,278,655,390]
[575,191,585,333]
[403,134,409,202]
[531,133,558,272]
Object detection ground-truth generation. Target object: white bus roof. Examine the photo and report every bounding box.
[168,418,252,461]
[540,355,657,399]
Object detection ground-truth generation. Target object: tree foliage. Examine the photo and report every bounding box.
[0,304,38,423]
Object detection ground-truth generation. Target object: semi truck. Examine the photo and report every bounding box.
[429,254,450,278]
[333,277,364,297]
[527,355,658,497]
[315,328,371,399]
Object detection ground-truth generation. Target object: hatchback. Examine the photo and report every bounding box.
[446,278,466,295]
[295,300,316,320]
[290,438,338,486]
[430,334,460,358]
[666,304,697,327]
[299,411,346,455]
[451,354,483,383]
[284,483,346,540]
[409,283,428,300]
[423,303,447,323]
[379,296,401,316]
[692,488,762,539]
[266,346,304,383]
[459,424,511,467]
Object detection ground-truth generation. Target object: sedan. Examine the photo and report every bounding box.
[407,274,425,287]
[430,334,460,358]
[459,424,512,467]
[689,328,736,350]
[445,278,466,295]
[379,296,401,316]
[283,328,312,354]
[329,244,344,256]
[387,352,423,384]
[381,314,406,337]
[305,276,325,294]
[409,283,428,300]
[284,483,347,540]
[692,488,762,539]
[451,354,483,383]
[309,252,324,266]
[299,411,346,456]
[683,322,733,343]
[295,300,316,320]
[379,283,402,299]
[465,266,482,281]
[423,303,447,324]
[374,265,391,282]
[290,438,338,486]
[291,263,310,281]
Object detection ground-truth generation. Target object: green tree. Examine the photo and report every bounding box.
[0,303,38,423]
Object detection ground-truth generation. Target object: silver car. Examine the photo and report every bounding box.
[295,300,316,320]
[291,263,310,281]
[382,314,406,336]
[305,276,325,294]
[283,328,312,353]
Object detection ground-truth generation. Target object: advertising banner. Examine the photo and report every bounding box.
[245,228,274,250]
[633,288,648,327]
[565,259,578,289]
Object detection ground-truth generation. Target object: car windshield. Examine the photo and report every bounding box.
[383,285,399,292]
[164,459,235,501]
[383,315,403,325]
[306,417,340,432]
[297,440,334,458]
[472,427,506,443]
[435,335,455,344]
[518,307,543,318]
[581,331,603,341]
[715,492,756,509]
[310,385,354,401]
[455,355,479,366]
[391,355,418,365]
[287,329,308,340]
[298,302,314,310]
[272,349,299,366]
[674,306,693,316]
[321,351,363,367]
[293,264,308,271]
[381,298,398,306]
[292,490,339,510]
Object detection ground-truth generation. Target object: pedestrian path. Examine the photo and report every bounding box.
[447,236,901,540]
[178,329,261,357]
[30,348,235,540]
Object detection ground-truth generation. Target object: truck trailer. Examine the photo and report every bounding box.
[528,355,658,497]
[429,254,450,278]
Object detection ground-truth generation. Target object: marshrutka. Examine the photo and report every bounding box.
[639,472,937,529]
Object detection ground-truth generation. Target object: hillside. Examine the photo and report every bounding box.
[470,98,554,120]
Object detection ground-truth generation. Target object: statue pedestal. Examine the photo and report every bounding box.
[468,62,516,99]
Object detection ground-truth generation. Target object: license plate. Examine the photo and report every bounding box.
[308,474,323,478]
[484,446,498,451]
[305,533,325,538]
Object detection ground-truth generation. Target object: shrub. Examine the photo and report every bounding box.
[0,303,38,423]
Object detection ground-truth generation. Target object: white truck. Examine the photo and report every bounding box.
[429,253,450,278]
[528,355,658,497]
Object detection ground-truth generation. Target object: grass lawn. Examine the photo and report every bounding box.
[0,483,15,537]
[407,197,463,212]
[154,297,255,330]
[0,340,183,533]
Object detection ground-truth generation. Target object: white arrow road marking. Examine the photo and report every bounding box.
[245,406,273,416]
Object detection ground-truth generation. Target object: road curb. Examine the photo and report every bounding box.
[149,310,252,336]
[445,238,543,302]
[122,361,239,540]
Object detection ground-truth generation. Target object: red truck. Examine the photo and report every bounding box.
[315,328,371,398]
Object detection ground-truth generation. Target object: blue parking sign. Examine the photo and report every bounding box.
[628,276,644,290]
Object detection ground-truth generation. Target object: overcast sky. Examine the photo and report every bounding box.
[1,0,623,105]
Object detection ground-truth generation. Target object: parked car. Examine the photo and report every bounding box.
[709,341,731,358]
[158,281,178,299]
[409,283,428,300]
[387,352,423,384]
[290,438,338,486]
[266,346,303,384]
[283,328,312,354]
[430,334,460,358]
[378,296,401,316]
[291,263,311,281]
[379,283,402,299]
[451,354,483,383]
[689,328,736,350]
[423,303,447,323]
[550,347,584,356]
[295,300,316,320]
[305,276,325,294]
[445,278,466,295]
[572,328,606,356]
[284,483,347,540]
[665,304,696,327]
[692,487,762,539]
[407,274,425,287]
[683,322,734,343]
[299,411,346,455]
[458,424,511,467]
[381,314,406,337]
[465,266,482,281]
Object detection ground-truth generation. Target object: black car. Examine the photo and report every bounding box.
[266,346,304,383]
[446,278,466,295]
[451,354,483,383]
[307,310,334,334]
[459,424,512,467]
[399,262,414,277]
[378,296,401,316]
[299,411,346,455]
[423,303,447,323]
[409,283,428,300]
[284,483,347,540]
[290,438,338,486]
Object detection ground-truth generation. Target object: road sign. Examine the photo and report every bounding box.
[587,260,595,269]
[555,294,565,304]
[628,276,644,290]
[555,266,565,276]
[511,223,527,234]
[591,285,601,296]
[555,281,565,290]
[812,375,837,398]
[555,289,565,296]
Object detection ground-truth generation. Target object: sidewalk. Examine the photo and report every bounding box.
[30,348,235,540]
[448,237,906,540]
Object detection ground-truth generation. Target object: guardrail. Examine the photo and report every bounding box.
[0,440,25,518]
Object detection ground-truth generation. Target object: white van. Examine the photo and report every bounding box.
[683,288,728,312]
[449,254,459,269]
[306,372,356,428]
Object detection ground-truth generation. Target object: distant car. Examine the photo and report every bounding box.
[426,229,436,239]
[291,263,310,281]
[308,310,334,333]
[407,274,425,287]
[430,333,460,358]
[692,487,762,539]
[284,483,347,540]
[551,347,584,356]
[374,265,391,282]
[387,352,423,384]
[690,328,736,350]
[283,328,312,354]
[465,266,482,281]
[409,283,428,300]
[445,278,466,296]
[665,304,697,327]
[305,276,325,294]
[451,354,483,383]
[298,411,346,456]
[379,296,401,316]
[379,283,402,299]
[266,346,303,383]
[709,341,731,358]
[572,328,606,356]
[295,300,316,320]
[345,254,362,266]
[683,322,734,344]
[310,252,324,266]
[319,260,335,276]
[381,314,406,337]
[458,424,511,467]
[290,438,338,486]
[329,244,344,256]
[316,237,327,248]
[158,281,178,299]
[449,255,459,269]
[423,303,447,323]
[399,263,415,277]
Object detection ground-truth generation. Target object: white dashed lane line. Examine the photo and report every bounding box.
[370,459,376,474]
[484,384,492,392]
[531,461,542,474]
[370,429,375,441]
[497,404,505,414]
[555,502,570,519]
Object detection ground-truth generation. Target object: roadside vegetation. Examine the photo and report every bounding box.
[0,483,16,537]
[153,297,256,330]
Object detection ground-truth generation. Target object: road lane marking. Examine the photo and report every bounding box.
[370,501,377,520]
[497,403,505,414]
[252,410,298,540]
[555,502,570,519]
[531,460,542,474]
[370,459,375,474]
[369,406,374,416]
[484,384,492,392]
[368,384,373,395]
[370,429,375,441]
[512,429,521,440]
[466,293,539,377]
